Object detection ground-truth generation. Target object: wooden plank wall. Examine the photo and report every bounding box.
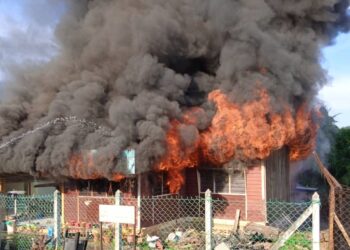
[265,147,290,201]
[246,165,265,222]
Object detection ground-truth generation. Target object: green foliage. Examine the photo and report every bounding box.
[280,232,311,250]
[329,127,350,185]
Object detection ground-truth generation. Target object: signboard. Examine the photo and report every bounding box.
[99,205,135,224]
[123,149,135,174]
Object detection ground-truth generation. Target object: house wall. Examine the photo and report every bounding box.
[265,147,290,201]
[246,164,265,222]
[62,179,135,224]
[182,165,266,223]
[212,193,246,220]
[61,164,267,225]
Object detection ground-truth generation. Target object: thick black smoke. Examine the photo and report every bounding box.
[0,0,349,179]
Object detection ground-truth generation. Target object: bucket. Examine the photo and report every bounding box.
[5,220,16,234]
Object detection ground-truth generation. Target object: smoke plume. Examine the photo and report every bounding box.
[0,0,349,182]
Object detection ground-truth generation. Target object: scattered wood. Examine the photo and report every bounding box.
[334,214,350,247]
[233,209,240,233]
[271,205,312,250]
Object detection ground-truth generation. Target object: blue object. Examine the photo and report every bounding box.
[123,149,135,174]
[48,227,54,237]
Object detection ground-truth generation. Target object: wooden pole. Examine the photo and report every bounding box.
[329,187,335,250]
[313,151,341,250]
[233,209,240,233]
[313,152,341,188]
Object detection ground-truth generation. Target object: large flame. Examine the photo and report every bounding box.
[155,120,199,193]
[66,88,317,193]
[157,89,318,193]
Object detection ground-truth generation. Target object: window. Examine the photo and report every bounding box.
[74,179,119,196]
[149,172,170,196]
[200,169,245,195]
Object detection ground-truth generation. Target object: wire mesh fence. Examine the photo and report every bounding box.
[334,185,350,250]
[211,199,313,249]
[138,195,206,249]
[0,191,319,249]
[0,193,57,249]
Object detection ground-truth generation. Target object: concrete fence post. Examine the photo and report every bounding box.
[312,192,320,250]
[115,190,122,250]
[137,174,141,232]
[205,189,212,250]
[14,197,17,217]
[54,190,61,248]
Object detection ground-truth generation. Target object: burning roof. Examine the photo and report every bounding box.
[0,0,349,192]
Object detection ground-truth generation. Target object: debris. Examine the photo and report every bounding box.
[166,232,179,242]
[155,239,164,250]
[166,229,183,242]
[146,234,160,248]
[244,223,280,241]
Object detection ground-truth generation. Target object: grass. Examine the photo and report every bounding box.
[280,232,311,250]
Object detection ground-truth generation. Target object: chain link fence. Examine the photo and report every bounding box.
[211,199,313,249]
[138,195,206,249]
[334,185,350,250]
[0,191,318,249]
[62,192,316,249]
[0,193,56,249]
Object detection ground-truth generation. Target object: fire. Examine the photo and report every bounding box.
[66,89,317,194]
[155,119,199,193]
[288,105,318,160]
[157,89,318,193]
[67,152,125,181]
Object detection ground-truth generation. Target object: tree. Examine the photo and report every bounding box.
[329,127,350,186]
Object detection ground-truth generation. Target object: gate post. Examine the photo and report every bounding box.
[115,190,122,250]
[312,192,320,250]
[205,189,212,250]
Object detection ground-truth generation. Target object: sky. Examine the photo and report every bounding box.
[0,1,349,127]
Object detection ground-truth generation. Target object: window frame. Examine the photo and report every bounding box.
[199,169,246,196]
[151,172,171,196]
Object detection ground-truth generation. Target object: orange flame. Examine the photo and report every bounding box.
[157,89,318,193]
[67,152,125,181]
[155,119,200,193]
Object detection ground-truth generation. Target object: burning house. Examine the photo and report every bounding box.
[0,0,349,225]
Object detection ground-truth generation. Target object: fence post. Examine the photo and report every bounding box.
[205,189,212,250]
[115,190,122,250]
[14,197,17,217]
[54,190,61,248]
[137,174,141,232]
[312,192,320,250]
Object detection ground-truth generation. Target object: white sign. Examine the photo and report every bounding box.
[99,205,135,224]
